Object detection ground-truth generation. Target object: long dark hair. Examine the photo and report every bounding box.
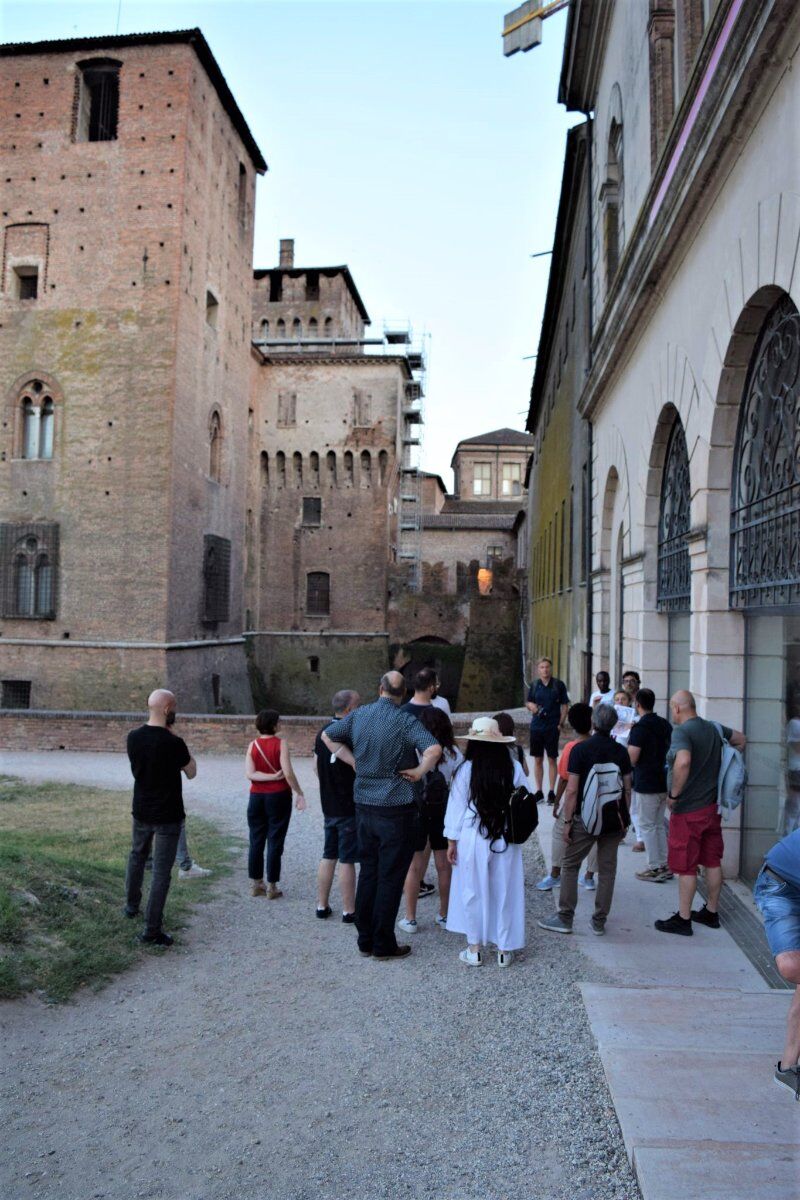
[419,706,456,755]
[464,740,514,851]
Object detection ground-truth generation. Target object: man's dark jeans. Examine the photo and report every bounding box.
[355,803,419,956]
[125,818,181,937]
[248,790,293,883]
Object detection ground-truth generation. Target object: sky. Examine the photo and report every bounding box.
[1,0,576,486]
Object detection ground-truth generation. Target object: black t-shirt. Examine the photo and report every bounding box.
[400,701,433,719]
[628,711,673,794]
[567,732,632,814]
[314,724,356,819]
[527,678,569,730]
[127,724,190,824]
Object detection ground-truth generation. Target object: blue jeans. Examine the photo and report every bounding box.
[125,819,181,936]
[354,803,419,956]
[248,790,292,883]
[754,866,800,957]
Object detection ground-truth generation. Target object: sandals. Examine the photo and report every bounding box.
[266,883,283,899]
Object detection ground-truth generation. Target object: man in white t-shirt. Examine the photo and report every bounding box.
[589,670,613,708]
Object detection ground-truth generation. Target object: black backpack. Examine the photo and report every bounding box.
[421,766,449,812]
[503,786,539,845]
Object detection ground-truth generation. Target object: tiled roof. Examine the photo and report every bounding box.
[455,427,535,448]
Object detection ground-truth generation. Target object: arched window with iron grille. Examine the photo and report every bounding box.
[657,418,691,611]
[730,294,800,609]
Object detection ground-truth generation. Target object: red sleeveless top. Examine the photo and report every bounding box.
[249,735,286,793]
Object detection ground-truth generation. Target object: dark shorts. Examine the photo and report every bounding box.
[414,802,448,853]
[667,804,724,875]
[322,814,359,864]
[530,726,559,760]
[754,866,800,958]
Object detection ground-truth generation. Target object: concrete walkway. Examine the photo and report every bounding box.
[535,804,799,1200]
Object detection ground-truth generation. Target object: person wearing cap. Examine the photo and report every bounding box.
[444,717,528,967]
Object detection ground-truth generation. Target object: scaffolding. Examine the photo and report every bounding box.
[385,321,428,592]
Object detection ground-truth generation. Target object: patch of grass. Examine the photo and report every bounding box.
[0,776,240,1003]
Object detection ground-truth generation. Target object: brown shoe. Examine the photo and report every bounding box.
[251,881,267,897]
[266,883,283,899]
[373,944,411,961]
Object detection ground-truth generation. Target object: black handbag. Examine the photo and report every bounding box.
[503,785,539,845]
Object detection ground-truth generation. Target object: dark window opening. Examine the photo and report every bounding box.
[75,59,120,142]
[211,672,221,708]
[2,679,31,709]
[305,270,320,301]
[203,534,231,624]
[15,266,38,300]
[237,163,247,227]
[206,290,219,328]
[269,270,283,302]
[308,655,320,674]
[306,571,330,615]
[302,497,322,526]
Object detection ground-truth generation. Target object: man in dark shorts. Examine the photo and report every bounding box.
[655,690,745,937]
[526,656,569,805]
[314,689,360,923]
[754,828,800,1098]
[125,688,197,947]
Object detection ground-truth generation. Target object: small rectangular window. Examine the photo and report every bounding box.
[487,545,503,563]
[277,392,296,427]
[306,571,330,615]
[472,463,492,496]
[501,463,522,497]
[305,270,320,301]
[269,271,283,302]
[75,60,120,142]
[302,497,322,526]
[237,164,247,227]
[15,266,38,300]
[1,680,31,709]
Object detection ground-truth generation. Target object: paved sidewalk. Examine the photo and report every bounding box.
[535,804,799,1200]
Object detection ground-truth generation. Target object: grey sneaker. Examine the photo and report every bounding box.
[537,914,573,934]
[590,917,606,936]
[775,1062,800,1100]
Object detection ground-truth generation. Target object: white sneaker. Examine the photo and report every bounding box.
[178,863,212,879]
[497,950,514,968]
[434,913,448,928]
[398,917,418,934]
[459,948,482,966]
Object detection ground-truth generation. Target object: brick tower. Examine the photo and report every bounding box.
[0,30,266,711]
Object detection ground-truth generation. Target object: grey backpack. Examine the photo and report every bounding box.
[580,761,626,836]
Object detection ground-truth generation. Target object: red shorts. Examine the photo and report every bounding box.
[668,804,724,875]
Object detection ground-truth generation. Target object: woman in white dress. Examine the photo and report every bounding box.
[445,717,528,967]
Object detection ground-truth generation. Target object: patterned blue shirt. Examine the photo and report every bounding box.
[325,697,439,807]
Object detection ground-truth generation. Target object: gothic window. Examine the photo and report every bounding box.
[74,59,120,142]
[306,571,330,615]
[209,411,222,481]
[277,392,296,427]
[203,534,231,624]
[0,524,59,618]
[657,418,691,611]
[730,294,800,609]
[19,381,55,460]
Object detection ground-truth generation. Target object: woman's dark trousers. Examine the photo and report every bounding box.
[248,790,293,883]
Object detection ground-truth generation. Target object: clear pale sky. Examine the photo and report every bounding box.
[1,0,575,486]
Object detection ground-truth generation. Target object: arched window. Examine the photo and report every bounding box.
[276,450,286,487]
[344,450,354,485]
[260,450,269,485]
[309,450,320,486]
[603,101,623,290]
[293,451,303,487]
[276,318,286,340]
[9,531,56,618]
[378,449,389,487]
[324,316,333,338]
[260,318,269,340]
[14,552,34,616]
[657,418,691,611]
[292,317,302,339]
[306,571,330,615]
[35,553,52,615]
[360,449,372,487]
[308,317,318,340]
[209,411,222,481]
[731,294,800,608]
[19,381,55,460]
[326,450,336,485]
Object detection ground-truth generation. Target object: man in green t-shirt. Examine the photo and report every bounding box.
[655,690,745,937]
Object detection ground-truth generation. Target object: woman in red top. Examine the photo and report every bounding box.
[246,709,306,898]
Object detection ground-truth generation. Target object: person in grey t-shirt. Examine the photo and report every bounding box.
[655,690,745,938]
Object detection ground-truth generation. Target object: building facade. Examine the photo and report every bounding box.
[529,0,800,881]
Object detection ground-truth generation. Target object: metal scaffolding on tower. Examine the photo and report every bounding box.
[384,321,428,592]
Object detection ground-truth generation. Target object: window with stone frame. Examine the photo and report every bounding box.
[501,462,522,497]
[19,381,54,460]
[602,109,623,291]
[277,392,296,427]
[0,523,59,619]
[14,265,39,300]
[306,571,330,616]
[473,463,492,496]
[202,535,231,624]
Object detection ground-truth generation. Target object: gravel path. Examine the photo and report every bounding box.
[0,751,640,1200]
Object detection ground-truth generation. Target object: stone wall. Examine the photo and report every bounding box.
[246,631,390,715]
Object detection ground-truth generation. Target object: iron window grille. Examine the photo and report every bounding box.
[657,420,691,612]
[203,534,231,624]
[0,523,59,619]
[730,294,800,610]
[306,571,330,616]
[1,680,31,709]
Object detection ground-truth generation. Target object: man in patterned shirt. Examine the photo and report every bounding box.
[323,671,441,960]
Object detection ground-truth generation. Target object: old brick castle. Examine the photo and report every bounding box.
[0,29,529,715]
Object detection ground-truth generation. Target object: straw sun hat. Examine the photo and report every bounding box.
[456,716,516,744]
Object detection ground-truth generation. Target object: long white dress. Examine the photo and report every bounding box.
[444,759,527,950]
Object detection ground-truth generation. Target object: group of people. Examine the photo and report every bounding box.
[121,661,800,1097]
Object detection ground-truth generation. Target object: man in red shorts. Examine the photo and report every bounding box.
[655,690,745,936]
